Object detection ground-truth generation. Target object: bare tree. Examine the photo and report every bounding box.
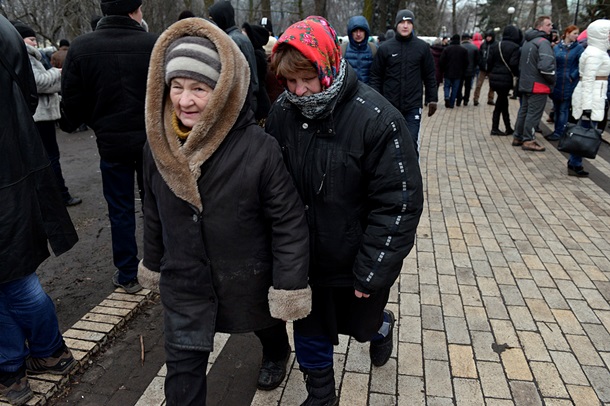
[550,0,569,29]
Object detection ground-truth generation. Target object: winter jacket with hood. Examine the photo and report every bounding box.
[572,19,610,121]
[266,62,424,295]
[0,15,78,284]
[462,39,479,77]
[370,29,437,113]
[139,18,311,352]
[344,15,376,84]
[551,39,584,101]
[209,0,259,114]
[472,32,483,49]
[26,44,62,122]
[478,31,496,72]
[518,28,556,94]
[61,15,158,163]
[488,25,521,91]
[242,22,271,120]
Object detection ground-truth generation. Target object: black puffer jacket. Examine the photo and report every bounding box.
[488,26,521,91]
[0,16,77,284]
[266,64,423,294]
[370,33,437,113]
[61,16,157,162]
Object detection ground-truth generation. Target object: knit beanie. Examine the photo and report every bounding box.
[12,21,36,39]
[100,0,142,16]
[395,10,415,28]
[164,36,221,89]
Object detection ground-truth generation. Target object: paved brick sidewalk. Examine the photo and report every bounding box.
[138,86,610,405]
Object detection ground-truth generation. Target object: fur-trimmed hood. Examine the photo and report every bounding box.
[145,18,250,211]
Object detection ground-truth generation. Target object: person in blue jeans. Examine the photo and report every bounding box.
[570,19,610,177]
[0,15,78,405]
[548,25,584,142]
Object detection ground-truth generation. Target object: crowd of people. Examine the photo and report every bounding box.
[1,0,609,405]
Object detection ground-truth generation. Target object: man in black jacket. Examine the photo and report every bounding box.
[440,34,468,108]
[370,9,437,156]
[62,0,158,293]
[473,31,496,106]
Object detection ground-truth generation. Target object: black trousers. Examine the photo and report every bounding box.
[36,121,69,200]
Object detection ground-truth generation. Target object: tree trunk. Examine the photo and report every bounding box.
[550,0,569,30]
[314,0,326,17]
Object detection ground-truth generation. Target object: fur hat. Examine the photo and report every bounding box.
[165,36,221,89]
[100,0,142,16]
[395,10,415,27]
[12,21,36,39]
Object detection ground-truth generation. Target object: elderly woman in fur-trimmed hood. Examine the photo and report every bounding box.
[138,18,311,405]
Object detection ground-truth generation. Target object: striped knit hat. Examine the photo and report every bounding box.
[164,36,221,89]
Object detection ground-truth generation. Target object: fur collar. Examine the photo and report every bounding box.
[145,18,250,211]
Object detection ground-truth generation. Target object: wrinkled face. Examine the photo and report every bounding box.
[539,18,553,35]
[169,78,214,129]
[566,29,579,43]
[24,36,37,47]
[397,20,413,37]
[284,70,322,97]
[352,28,366,43]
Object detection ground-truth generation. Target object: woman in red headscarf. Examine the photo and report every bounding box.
[265,16,423,405]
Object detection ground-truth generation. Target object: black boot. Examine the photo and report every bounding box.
[300,366,338,406]
[257,346,291,390]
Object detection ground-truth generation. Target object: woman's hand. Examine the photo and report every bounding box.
[354,290,370,298]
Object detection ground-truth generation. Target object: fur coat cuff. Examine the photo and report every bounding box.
[138,260,160,293]
[268,285,312,321]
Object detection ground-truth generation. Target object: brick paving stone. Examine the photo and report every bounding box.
[501,348,533,381]
[556,280,585,300]
[422,305,444,330]
[508,263,533,280]
[509,381,543,405]
[90,305,132,317]
[530,362,569,398]
[420,284,441,306]
[484,400,516,406]
[420,266,439,285]
[399,315,421,344]
[488,252,509,268]
[436,257,456,274]
[477,277,501,297]
[542,399,575,406]
[582,323,610,351]
[499,285,526,306]
[566,270,597,290]
[507,306,537,331]
[477,361,511,399]
[438,274,460,294]
[566,385,602,406]
[581,288,610,310]
[453,252,472,268]
[598,311,610,333]
[493,268,516,285]
[516,279,543,299]
[397,376,425,406]
[549,351,589,385]
[546,263,571,281]
[464,306,491,331]
[345,340,371,374]
[423,330,448,361]
[468,246,488,261]
[441,294,465,317]
[482,296,509,320]
[517,331,551,362]
[540,288,570,310]
[582,366,610,402]
[448,345,477,378]
[453,378,485,405]
[456,268,477,285]
[530,270,556,288]
[368,393,396,405]
[444,316,471,345]
[552,309,585,335]
[63,329,106,343]
[471,331,499,361]
[81,313,123,325]
[566,335,605,366]
[398,343,422,376]
[459,285,483,307]
[400,293,420,316]
[524,298,555,323]
[424,360,453,398]
[426,396,454,406]
[567,299,601,324]
[490,319,520,348]
[400,274,419,293]
[471,260,494,277]
[72,320,115,334]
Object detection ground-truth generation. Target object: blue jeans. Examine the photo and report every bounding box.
[552,98,571,139]
[403,107,422,157]
[100,158,143,284]
[0,273,63,373]
[444,78,461,107]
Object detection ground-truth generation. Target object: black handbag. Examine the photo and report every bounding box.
[558,118,602,159]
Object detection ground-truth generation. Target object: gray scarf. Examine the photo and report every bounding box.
[285,59,347,120]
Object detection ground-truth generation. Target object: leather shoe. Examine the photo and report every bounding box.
[490,129,506,136]
[568,164,589,177]
[474,101,479,106]
[487,100,495,105]
[370,310,395,367]
[257,347,291,390]
[512,138,524,146]
[544,134,561,141]
[65,197,82,206]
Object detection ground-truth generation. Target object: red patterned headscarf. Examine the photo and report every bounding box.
[274,16,342,89]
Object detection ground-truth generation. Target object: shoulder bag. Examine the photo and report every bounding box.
[558,117,602,159]
[498,41,518,90]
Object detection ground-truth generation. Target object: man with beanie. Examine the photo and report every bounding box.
[341,15,376,84]
[61,0,158,293]
[457,33,478,107]
[209,0,259,115]
[51,39,69,68]
[440,34,468,108]
[473,30,496,106]
[370,9,437,156]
